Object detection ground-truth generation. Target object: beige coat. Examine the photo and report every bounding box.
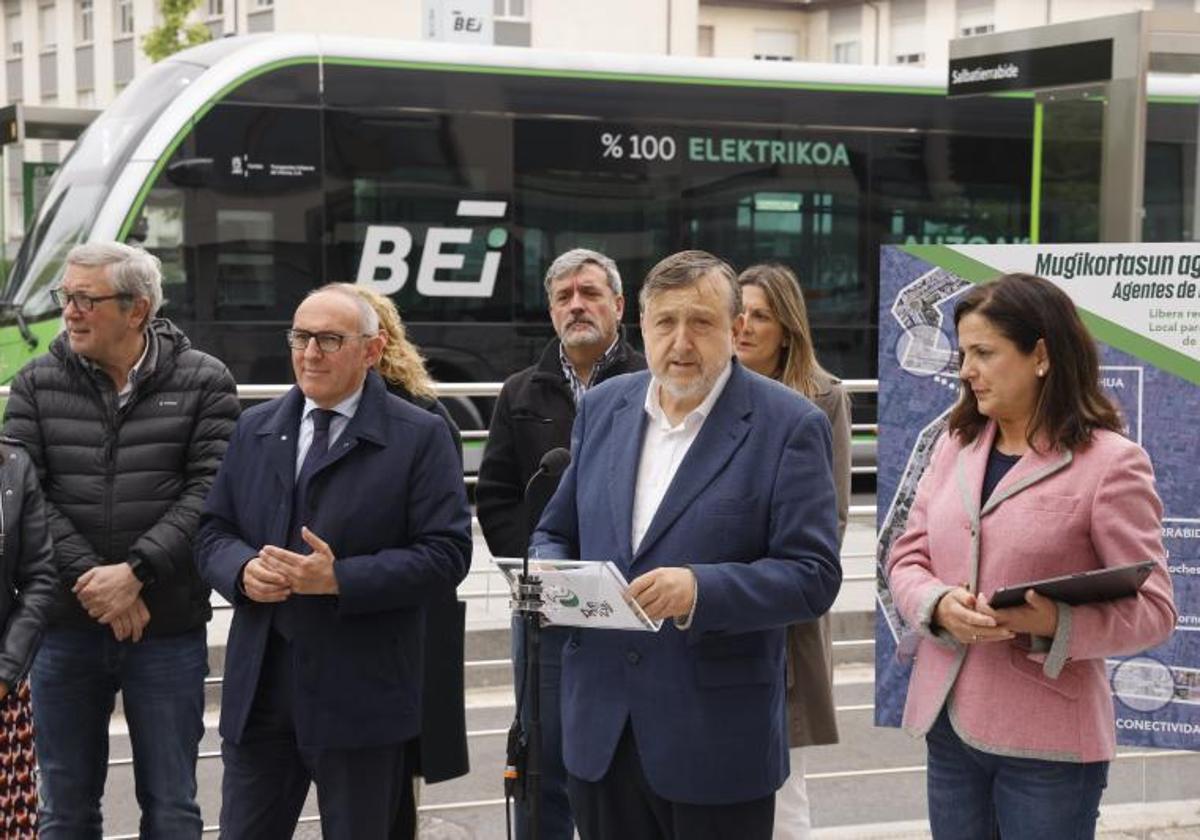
[785,370,850,747]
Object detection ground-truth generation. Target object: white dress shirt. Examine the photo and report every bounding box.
[109,331,152,408]
[630,361,733,555]
[295,388,363,478]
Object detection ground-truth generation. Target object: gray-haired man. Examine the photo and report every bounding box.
[3,242,239,838]
[477,248,645,840]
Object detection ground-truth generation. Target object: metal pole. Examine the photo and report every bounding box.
[665,0,672,55]
[1,143,6,271]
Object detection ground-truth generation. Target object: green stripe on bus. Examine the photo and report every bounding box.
[1148,95,1200,105]
[321,57,947,96]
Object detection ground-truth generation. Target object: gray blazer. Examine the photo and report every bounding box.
[786,371,850,748]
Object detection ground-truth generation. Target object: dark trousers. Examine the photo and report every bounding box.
[512,618,573,840]
[32,626,207,840]
[568,723,775,840]
[926,708,1108,840]
[219,632,415,840]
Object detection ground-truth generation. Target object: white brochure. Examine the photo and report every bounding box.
[493,557,663,632]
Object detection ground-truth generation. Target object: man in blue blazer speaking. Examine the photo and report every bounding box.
[531,250,842,840]
[196,285,472,839]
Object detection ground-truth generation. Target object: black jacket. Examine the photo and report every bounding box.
[3,319,240,637]
[0,439,58,689]
[477,334,645,558]
[387,382,470,785]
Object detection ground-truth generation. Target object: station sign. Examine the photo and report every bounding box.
[947,39,1113,97]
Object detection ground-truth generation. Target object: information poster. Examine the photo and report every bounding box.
[875,243,1199,750]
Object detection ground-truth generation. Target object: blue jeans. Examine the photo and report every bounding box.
[31,626,207,840]
[512,617,573,840]
[926,707,1108,840]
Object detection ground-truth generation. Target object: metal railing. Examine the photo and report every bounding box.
[0,379,880,454]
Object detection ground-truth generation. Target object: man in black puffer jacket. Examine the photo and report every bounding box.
[3,242,239,839]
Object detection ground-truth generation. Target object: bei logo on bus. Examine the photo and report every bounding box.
[355,200,507,299]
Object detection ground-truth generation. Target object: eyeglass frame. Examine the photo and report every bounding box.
[50,287,135,312]
[285,328,377,354]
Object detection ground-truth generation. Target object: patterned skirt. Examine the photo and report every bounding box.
[0,681,37,838]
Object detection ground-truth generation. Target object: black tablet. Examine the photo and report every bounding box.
[988,561,1156,610]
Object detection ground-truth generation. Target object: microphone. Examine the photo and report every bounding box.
[536,447,571,481]
[518,448,568,547]
[522,447,571,573]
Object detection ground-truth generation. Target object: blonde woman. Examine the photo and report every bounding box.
[342,285,441,414]
[735,264,850,840]
[340,284,468,836]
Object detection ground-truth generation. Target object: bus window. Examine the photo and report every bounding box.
[178,102,323,321]
[686,180,862,313]
[214,209,276,310]
[513,118,679,324]
[676,131,865,375]
[1144,100,1199,242]
[1146,140,1188,241]
[874,133,1031,248]
[221,60,319,106]
[131,186,190,316]
[323,109,513,323]
[145,101,322,382]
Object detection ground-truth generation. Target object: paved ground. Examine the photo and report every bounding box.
[98,661,1200,838]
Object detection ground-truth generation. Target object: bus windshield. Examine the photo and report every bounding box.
[0,58,204,321]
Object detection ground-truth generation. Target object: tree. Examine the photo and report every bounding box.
[143,0,212,63]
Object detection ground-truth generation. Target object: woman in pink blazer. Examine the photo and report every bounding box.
[887,273,1176,839]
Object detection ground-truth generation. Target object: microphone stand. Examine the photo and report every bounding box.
[508,463,559,835]
[516,548,544,840]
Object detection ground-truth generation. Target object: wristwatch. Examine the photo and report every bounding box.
[128,557,156,587]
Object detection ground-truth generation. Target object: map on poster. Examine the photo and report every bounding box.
[875,243,1200,750]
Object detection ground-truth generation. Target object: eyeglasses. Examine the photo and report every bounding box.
[50,288,133,311]
[285,329,373,353]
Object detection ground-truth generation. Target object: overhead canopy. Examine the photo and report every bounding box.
[0,104,99,146]
[949,11,1200,243]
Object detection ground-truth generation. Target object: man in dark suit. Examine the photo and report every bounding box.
[477,248,645,840]
[196,285,472,839]
[531,250,841,840]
